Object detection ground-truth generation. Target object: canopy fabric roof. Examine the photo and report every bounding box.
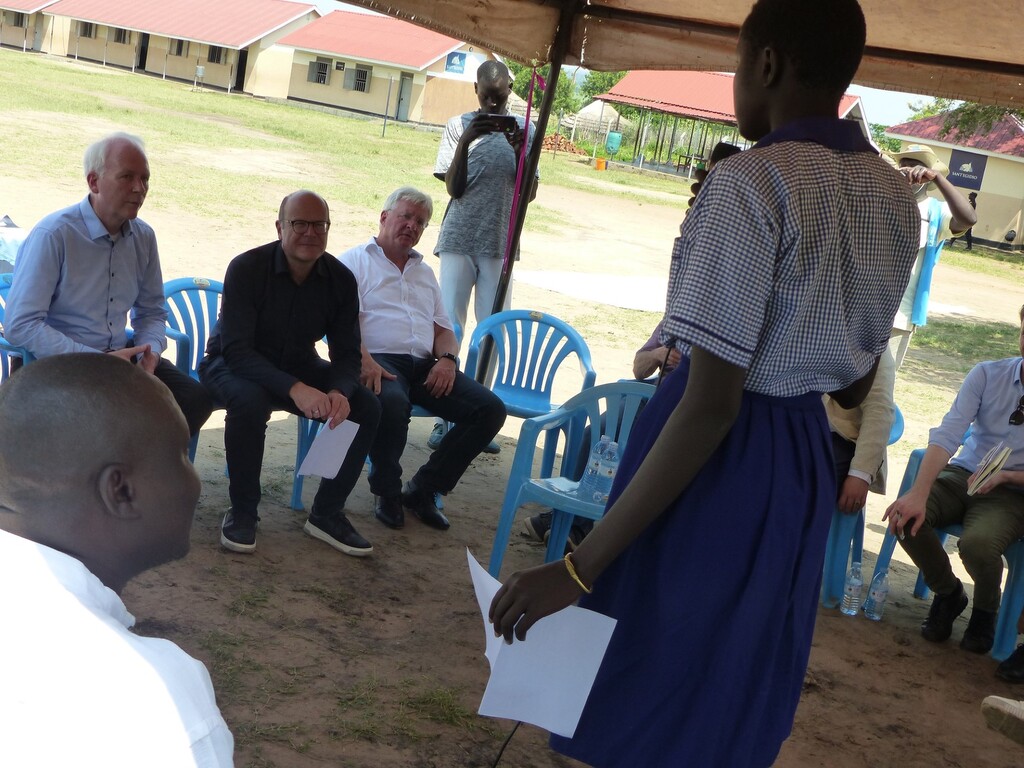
[347,0,1023,108]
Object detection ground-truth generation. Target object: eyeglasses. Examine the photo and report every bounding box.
[1010,395,1024,426]
[286,220,330,235]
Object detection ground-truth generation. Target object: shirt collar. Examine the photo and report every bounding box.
[79,195,134,241]
[755,117,875,153]
[369,237,423,265]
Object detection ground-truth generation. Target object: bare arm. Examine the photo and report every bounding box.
[883,443,952,538]
[489,347,745,641]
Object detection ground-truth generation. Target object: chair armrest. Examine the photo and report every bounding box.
[165,327,192,375]
[0,337,33,363]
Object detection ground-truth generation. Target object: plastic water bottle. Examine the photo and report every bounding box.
[840,561,864,616]
[592,441,620,506]
[576,435,610,501]
[863,569,890,621]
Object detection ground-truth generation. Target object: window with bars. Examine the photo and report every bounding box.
[343,64,372,93]
[306,57,331,85]
[111,28,130,45]
[170,39,188,56]
[9,12,27,28]
[207,46,224,65]
[78,21,95,39]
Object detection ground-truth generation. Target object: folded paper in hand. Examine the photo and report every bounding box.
[968,441,1011,496]
[467,549,616,738]
[297,419,359,478]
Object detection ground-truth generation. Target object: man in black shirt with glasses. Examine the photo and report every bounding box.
[200,190,380,557]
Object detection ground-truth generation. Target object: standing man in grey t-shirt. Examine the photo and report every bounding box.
[430,60,538,452]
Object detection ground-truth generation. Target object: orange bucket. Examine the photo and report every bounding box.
[595,157,607,171]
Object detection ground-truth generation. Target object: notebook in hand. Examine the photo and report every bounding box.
[967,441,1012,496]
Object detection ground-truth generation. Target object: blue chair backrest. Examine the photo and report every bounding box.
[559,380,655,465]
[465,309,597,418]
[889,404,905,445]
[163,277,224,379]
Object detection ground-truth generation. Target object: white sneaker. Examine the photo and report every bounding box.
[982,695,1024,745]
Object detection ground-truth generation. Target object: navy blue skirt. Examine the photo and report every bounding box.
[550,358,835,768]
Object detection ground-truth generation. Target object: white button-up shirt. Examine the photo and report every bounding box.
[338,238,453,358]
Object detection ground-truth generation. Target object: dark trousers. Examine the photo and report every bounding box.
[368,354,506,497]
[154,357,213,438]
[200,355,381,521]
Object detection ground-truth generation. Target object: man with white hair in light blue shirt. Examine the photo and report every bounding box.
[4,132,211,437]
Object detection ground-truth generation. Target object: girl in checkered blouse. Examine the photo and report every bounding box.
[490,1,919,765]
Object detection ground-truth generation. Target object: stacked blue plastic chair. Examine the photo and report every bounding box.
[0,278,34,380]
[820,405,904,608]
[488,381,655,577]
[465,309,596,419]
[872,442,1024,661]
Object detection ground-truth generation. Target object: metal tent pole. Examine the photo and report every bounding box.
[476,2,578,384]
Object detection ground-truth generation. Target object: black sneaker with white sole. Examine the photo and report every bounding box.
[303,507,373,557]
[220,509,257,554]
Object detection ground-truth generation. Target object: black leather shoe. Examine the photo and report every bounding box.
[960,608,998,653]
[921,580,969,643]
[402,482,450,531]
[997,644,1024,683]
[374,494,405,529]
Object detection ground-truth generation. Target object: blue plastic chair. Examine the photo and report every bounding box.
[465,310,596,419]
[872,445,1024,661]
[820,404,904,608]
[0,280,34,378]
[488,380,656,577]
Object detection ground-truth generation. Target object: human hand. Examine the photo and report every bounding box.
[489,560,585,643]
[883,493,927,539]
[467,113,513,142]
[359,356,396,395]
[325,390,351,428]
[837,476,869,514]
[665,348,681,369]
[108,344,150,364]
[899,165,939,186]
[139,347,160,374]
[424,357,456,398]
[290,381,331,420]
[967,468,1010,495]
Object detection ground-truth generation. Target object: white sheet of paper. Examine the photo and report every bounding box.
[467,549,616,738]
[296,419,359,478]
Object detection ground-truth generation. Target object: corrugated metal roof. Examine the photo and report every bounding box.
[888,113,1024,159]
[44,0,317,49]
[277,10,461,70]
[596,70,861,125]
[0,0,59,13]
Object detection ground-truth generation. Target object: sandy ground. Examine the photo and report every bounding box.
[5,156,1024,767]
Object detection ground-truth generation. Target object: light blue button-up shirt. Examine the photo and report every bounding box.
[4,196,167,357]
[929,356,1024,472]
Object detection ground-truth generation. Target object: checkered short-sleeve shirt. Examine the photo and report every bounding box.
[663,131,919,397]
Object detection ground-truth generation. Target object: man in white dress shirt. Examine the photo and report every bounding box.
[0,354,233,766]
[338,187,506,532]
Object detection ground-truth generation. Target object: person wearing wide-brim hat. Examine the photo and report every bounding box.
[885,143,977,367]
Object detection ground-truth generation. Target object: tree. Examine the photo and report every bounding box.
[507,62,581,117]
[869,124,901,152]
[579,70,627,105]
[904,96,1023,139]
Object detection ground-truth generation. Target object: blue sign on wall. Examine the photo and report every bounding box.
[947,149,987,191]
[445,52,467,74]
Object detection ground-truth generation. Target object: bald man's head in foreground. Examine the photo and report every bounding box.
[0,354,200,593]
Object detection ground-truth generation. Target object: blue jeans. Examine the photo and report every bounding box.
[368,354,506,496]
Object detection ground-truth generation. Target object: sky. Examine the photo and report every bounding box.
[846,84,930,127]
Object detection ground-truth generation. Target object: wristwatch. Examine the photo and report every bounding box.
[438,352,457,364]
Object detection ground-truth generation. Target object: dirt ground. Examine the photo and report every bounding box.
[5,155,1024,767]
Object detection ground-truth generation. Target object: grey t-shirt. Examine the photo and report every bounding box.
[433,111,537,260]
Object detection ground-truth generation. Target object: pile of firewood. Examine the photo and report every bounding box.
[542,134,588,155]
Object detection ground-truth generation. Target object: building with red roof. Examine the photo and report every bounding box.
[256,10,498,124]
[29,0,318,93]
[886,114,1024,250]
[0,0,58,51]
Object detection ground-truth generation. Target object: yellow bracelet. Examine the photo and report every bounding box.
[563,553,593,594]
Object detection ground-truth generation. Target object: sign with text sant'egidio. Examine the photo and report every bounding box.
[947,149,987,191]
